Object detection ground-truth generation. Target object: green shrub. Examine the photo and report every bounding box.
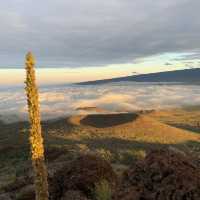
[94,179,112,200]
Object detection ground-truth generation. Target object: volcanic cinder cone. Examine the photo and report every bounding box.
[25,52,49,200]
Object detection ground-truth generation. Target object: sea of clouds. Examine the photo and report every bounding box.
[0,82,200,123]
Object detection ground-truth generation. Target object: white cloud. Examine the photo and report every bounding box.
[0,82,200,123]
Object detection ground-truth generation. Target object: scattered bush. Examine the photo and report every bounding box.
[49,154,117,199]
[114,148,200,200]
[96,149,113,162]
[93,179,112,200]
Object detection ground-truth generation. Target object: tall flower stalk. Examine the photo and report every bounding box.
[25,52,49,200]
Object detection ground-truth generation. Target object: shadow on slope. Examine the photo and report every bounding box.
[46,135,200,166]
[80,113,138,128]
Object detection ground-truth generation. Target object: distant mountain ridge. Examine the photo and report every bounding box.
[77,68,200,85]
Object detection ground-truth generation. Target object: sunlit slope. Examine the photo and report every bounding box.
[147,107,200,134]
[67,113,200,144]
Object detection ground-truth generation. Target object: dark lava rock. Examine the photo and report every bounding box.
[49,154,117,200]
[114,149,200,200]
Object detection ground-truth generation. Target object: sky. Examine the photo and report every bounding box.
[0,0,200,84]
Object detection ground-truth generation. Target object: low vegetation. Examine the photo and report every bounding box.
[94,180,112,200]
[114,149,200,200]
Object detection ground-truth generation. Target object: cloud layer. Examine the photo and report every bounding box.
[1,82,200,123]
[0,0,200,67]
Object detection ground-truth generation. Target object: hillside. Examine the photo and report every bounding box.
[78,68,200,85]
[67,112,200,143]
[0,109,200,198]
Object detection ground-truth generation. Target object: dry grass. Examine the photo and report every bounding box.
[148,107,200,133]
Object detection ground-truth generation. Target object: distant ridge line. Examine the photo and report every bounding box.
[77,68,200,85]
